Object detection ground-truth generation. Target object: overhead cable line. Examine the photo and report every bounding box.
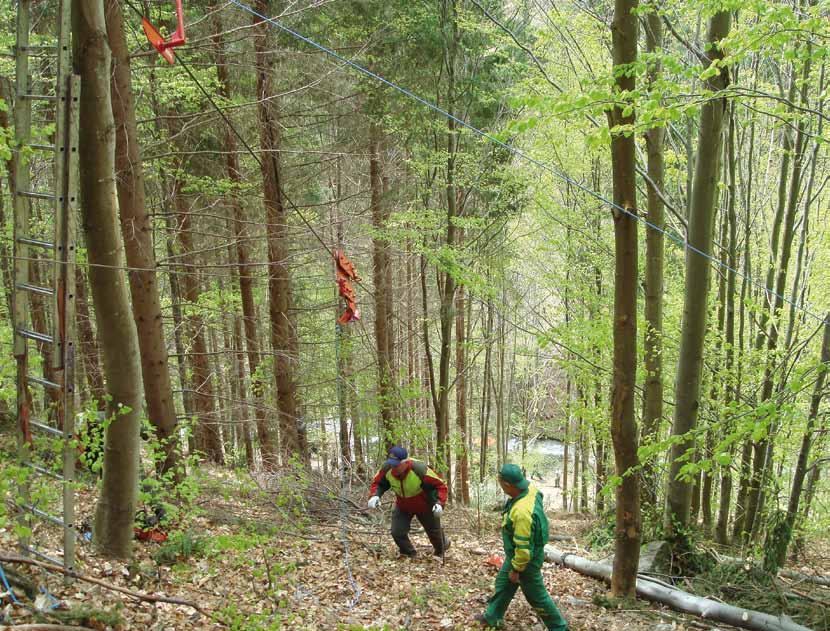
[225,0,828,326]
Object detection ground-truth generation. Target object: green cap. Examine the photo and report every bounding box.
[498,463,529,490]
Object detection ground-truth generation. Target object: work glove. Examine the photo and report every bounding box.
[432,504,443,517]
[367,496,380,509]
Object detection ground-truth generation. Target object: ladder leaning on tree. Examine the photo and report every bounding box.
[12,0,79,575]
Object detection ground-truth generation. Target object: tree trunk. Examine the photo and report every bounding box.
[774,317,830,568]
[105,0,179,474]
[665,10,731,545]
[73,0,143,558]
[253,0,307,465]
[74,267,105,404]
[232,314,254,469]
[436,0,460,487]
[715,103,739,545]
[640,9,665,514]
[213,15,277,470]
[607,0,641,598]
[370,123,396,449]
[744,51,813,540]
[175,192,223,464]
[455,241,469,504]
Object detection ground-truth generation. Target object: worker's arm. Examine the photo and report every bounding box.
[510,508,533,573]
[369,467,390,498]
[414,462,448,506]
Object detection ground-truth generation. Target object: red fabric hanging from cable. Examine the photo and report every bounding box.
[334,250,360,324]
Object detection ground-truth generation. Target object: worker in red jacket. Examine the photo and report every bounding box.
[368,446,450,557]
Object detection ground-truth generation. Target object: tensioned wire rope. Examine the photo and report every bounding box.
[225,0,829,327]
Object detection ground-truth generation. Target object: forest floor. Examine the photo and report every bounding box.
[2,462,829,630]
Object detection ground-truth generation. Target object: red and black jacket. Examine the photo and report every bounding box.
[369,458,448,515]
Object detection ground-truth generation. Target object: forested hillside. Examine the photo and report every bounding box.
[1,0,829,629]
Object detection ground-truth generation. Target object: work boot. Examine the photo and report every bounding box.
[474,613,496,628]
[398,550,418,559]
[433,538,451,556]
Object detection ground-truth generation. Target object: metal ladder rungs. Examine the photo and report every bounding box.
[20,504,68,529]
[30,420,63,437]
[17,237,55,250]
[18,190,56,201]
[28,143,56,151]
[20,545,64,567]
[24,462,65,481]
[17,328,54,344]
[16,282,54,296]
[20,45,58,53]
[28,374,61,390]
[21,94,57,102]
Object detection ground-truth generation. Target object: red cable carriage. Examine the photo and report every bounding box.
[141,0,187,65]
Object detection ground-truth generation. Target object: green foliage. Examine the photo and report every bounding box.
[153,530,209,566]
[762,511,792,574]
[585,511,615,552]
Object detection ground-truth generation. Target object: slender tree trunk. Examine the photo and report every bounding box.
[233,315,254,469]
[105,0,179,474]
[175,193,223,464]
[436,0,460,488]
[640,10,665,514]
[665,10,731,546]
[479,297,494,480]
[213,18,276,470]
[74,268,105,403]
[370,123,396,448]
[455,239,469,504]
[73,0,143,558]
[715,103,739,545]
[607,0,641,597]
[253,0,307,465]
[745,50,813,539]
[732,108,756,540]
[774,317,830,567]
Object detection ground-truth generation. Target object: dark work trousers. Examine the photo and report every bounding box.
[391,505,449,555]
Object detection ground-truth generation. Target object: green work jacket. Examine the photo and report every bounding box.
[501,484,548,572]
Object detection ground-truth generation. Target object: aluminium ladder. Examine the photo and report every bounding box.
[12,0,79,574]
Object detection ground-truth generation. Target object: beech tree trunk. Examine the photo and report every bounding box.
[715,103,739,545]
[665,10,731,544]
[776,317,830,567]
[640,9,665,513]
[744,49,813,540]
[105,0,179,474]
[607,0,641,598]
[73,0,143,558]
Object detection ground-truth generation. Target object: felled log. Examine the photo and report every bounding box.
[544,546,811,631]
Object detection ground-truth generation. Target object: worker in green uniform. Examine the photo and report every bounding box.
[476,464,568,630]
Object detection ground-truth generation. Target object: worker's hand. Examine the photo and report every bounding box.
[509,570,520,584]
[367,496,380,510]
[432,504,443,517]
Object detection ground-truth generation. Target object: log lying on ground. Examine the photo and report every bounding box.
[544,546,811,631]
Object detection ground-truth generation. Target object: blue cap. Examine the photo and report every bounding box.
[384,446,408,468]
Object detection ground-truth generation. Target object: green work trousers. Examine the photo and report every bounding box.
[483,559,567,630]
